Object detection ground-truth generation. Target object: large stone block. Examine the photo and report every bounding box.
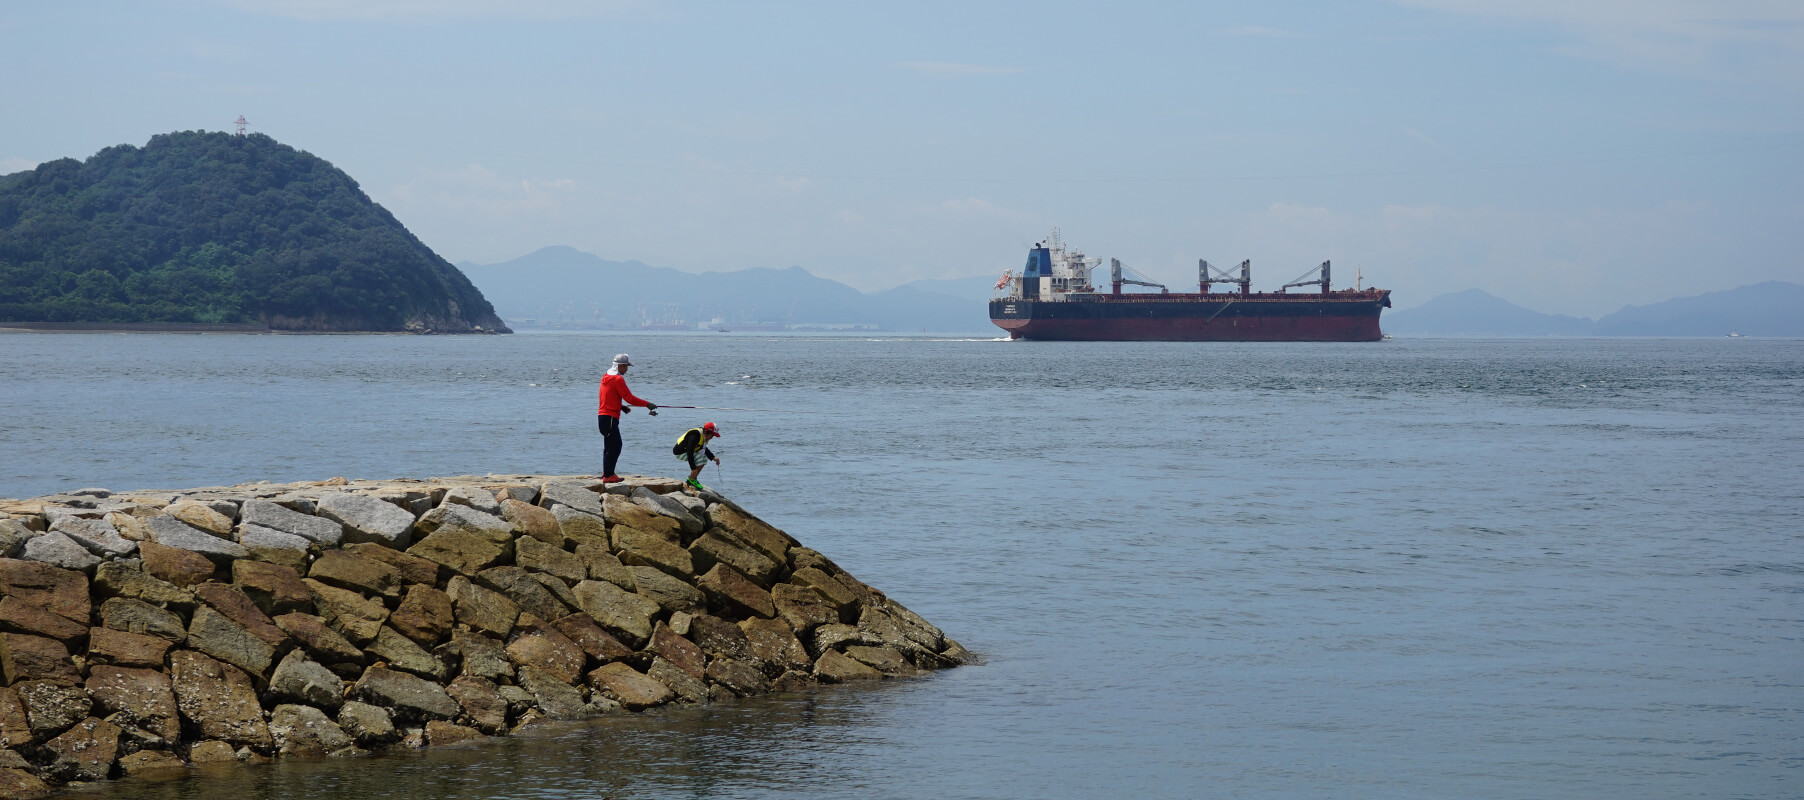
[185,605,276,678]
[139,540,223,587]
[689,530,782,587]
[0,688,28,749]
[144,517,246,563]
[445,577,519,639]
[352,666,459,723]
[549,613,633,664]
[237,524,312,571]
[343,542,442,586]
[571,580,658,648]
[739,618,812,677]
[476,566,571,623]
[14,680,91,739]
[770,584,838,637]
[551,506,609,550]
[611,526,693,579]
[366,626,448,681]
[514,535,585,583]
[531,572,583,614]
[99,597,185,643]
[0,596,87,641]
[49,517,135,558]
[539,482,606,517]
[815,649,883,683]
[231,560,311,616]
[413,503,513,542]
[516,665,589,719]
[169,650,271,748]
[269,704,355,757]
[448,630,511,683]
[500,499,560,545]
[627,566,705,615]
[789,566,861,611]
[308,550,403,599]
[303,579,388,645]
[843,644,915,676]
[505,627,585,686]
[446,675,508,734]
[166,502,233,536]
[687,614,753,661]
[0,520,33,559]
[239,499,343,546]
[388,584,454,647]
[647,656,706,704]
[704,658,769,697]
[628,488,704,535]
[586,662,673,711]
[407,527,510,577]
[84,665,180,742]
[707,505,793,566]
[0,768,51,800]
[574,541,635,591]
[273,613,365,666]
[41,716,121,782]
[440,486,501,515]
[602,495,682,541]
[93,562,195,611]
[317,493,415,549]
[0,559,89,628]
[19,532,100,571]
[116,750,187,779]
[269,650,346,713]
[336,701,397,748]
[86,627,173,668]
[649,623,705,681]
[194,582,288,648]
[0,633,79,685]
[698,564,776,619]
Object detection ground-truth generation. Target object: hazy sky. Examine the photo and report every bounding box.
[4,1,1801,316]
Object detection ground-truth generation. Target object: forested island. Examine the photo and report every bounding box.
[0,132,507,333]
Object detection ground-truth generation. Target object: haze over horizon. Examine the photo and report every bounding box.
[4,1,1800,319]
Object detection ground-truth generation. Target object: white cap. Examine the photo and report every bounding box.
[612,354,632,365]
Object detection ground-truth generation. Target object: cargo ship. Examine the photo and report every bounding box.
[989,232,1391,341]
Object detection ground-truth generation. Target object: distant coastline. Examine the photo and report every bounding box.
[0,321,271,334]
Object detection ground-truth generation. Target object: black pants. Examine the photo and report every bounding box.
[598,415,623,476]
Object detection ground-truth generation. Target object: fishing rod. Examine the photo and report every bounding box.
[655,405,799,413]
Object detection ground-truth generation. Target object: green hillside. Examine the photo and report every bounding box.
[0,131,507,332]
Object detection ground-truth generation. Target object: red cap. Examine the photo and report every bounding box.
[702,422,721,436]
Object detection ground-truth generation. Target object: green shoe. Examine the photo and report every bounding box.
[686,478,706,491]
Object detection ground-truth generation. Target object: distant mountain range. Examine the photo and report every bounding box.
[1384,282,1804,337]
[459,246,994,333]
[462,246,1801,337]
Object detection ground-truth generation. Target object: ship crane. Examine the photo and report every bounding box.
[1279,260,1332,294]
[1110,258,1168,295]
[1199,259,1252,295]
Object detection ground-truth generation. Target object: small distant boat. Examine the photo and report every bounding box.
[1728,331,1743,337]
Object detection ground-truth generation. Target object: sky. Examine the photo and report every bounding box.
[3,1,1801,316]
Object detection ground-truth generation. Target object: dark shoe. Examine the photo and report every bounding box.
[601,475,624,484]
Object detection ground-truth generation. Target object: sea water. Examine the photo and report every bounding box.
[1,332,1799,799]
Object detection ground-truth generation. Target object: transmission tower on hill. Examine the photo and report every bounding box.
[234,115,251,136]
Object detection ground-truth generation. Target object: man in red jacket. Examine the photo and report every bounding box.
[597,353,657,483]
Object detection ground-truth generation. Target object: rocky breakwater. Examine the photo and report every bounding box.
[0,475,967,797]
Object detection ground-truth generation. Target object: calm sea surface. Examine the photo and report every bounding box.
[2,332,1800,799]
